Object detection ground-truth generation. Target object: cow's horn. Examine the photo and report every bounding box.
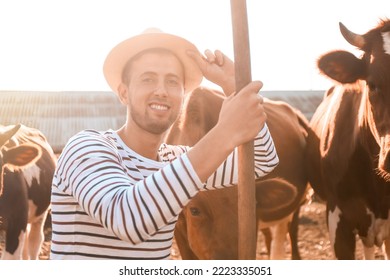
[339,22,365,49]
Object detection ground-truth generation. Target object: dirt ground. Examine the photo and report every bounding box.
[169,201,385,260]
[13,200,379,260]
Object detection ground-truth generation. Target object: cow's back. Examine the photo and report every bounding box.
[263,99,308,198]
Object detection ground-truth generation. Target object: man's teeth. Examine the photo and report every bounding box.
[150,104,168,110]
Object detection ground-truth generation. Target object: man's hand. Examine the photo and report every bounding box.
[187,49,235,96]
[186,80,266,183]
[217,81,266,149]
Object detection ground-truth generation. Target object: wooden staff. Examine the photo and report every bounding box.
[230,0,257,259]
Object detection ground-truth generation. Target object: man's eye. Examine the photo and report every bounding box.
[142,78,154,83]
[167,79,180,86]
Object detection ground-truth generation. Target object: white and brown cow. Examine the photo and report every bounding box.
[0,124,56,259]
[166,87,309,259]
[306,20,390,259]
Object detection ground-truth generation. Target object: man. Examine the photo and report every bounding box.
[50,29,279,259]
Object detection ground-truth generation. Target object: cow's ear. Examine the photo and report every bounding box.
[317,50,366,83]
[3,144,41,167]
[0,124,21,147]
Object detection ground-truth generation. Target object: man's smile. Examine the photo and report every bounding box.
[149,103,170,111]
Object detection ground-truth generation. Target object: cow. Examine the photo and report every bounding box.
[0,124,56,259]
[306,20,390,259]
[165,87,310,259]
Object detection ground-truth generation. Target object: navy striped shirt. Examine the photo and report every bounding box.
[50,124,278,259]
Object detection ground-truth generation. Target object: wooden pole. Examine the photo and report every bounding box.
[230,0,257,259]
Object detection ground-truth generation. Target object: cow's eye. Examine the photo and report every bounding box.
[367,80,380,94]
[189,207,201,216]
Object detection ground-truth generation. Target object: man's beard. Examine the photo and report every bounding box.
[130,105,179,135]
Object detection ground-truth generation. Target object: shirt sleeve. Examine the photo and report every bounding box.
[253,123,279,177]
[54,130,204,245]
[201,123,279,190]
[162,123,279,190]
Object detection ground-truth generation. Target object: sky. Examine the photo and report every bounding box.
[0,0,388,92]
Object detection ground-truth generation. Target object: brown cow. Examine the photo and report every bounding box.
[306,20,390,259]
[165,87,309,259]
[0,124,56,259]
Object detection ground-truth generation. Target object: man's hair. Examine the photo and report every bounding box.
[121,48,185,85]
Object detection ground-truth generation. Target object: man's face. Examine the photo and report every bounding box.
[121,51,185,135]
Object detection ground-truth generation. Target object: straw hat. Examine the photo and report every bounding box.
[103,28,203,94]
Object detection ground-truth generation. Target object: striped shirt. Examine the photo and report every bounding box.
[50,124,278,259]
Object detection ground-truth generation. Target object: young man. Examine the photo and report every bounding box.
[50,29,279,259]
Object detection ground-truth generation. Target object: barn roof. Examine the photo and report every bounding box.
[0,91,126,153]
[0,90,324,153]
[262,90,324,119]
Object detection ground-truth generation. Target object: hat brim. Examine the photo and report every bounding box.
[103,32,203,94]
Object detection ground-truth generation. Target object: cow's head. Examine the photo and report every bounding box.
[0,124,41,196]
[317,20,390,180]
[175,178,298,259]
[178,187,239,259]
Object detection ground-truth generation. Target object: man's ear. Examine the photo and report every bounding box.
[117,83,129,105]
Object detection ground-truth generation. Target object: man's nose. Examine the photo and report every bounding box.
[153,84,168,97]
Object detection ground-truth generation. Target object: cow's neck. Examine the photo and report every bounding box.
[358,85,381,155]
